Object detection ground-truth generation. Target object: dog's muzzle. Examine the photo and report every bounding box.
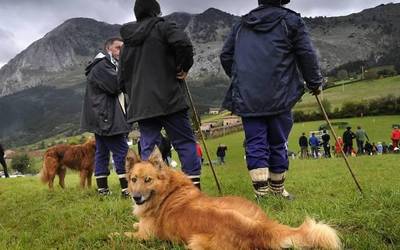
[132,191,154,206]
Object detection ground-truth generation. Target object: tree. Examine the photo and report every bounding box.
[337,69,349,81]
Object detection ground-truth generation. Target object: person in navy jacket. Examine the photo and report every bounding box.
[220,0,322,199]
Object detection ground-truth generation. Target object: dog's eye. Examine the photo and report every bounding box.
[131,177,137,183]
[144,177,152,183]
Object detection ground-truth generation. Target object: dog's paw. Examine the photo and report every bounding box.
[124,232,137,239]
[133,222,139,230]
[108,232,121,239]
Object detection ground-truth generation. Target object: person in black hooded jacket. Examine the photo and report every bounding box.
[119,0,201,188]
[0,143,10,178]
[81,38,131,197]
[220,0,322,200]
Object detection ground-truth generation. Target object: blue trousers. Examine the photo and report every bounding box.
[242,112,293,174]
[94,134,129,177]
[138,111,201,176]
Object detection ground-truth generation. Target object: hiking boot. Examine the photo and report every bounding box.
[121,189,131,198]
[98,188,111,196]
[270,188,295,201]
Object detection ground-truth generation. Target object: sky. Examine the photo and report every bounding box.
[0,0,399,67]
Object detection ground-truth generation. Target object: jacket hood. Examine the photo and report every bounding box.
[242,5,288,32]
[120,17,163,47]
[85,52,112,76]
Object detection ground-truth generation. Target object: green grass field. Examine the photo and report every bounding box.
[1,115,400,249]
[294,76,400,113]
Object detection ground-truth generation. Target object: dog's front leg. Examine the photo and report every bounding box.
[124,220,153,240]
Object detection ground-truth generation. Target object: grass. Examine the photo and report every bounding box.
[294,75,400,113]
[1,116,400,249]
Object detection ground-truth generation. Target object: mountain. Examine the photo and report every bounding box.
[1,4,400,147]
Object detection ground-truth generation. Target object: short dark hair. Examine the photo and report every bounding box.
[104,37,123,51]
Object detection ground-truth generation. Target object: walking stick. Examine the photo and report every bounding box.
[315,94,364,195]
[182,80,223,195]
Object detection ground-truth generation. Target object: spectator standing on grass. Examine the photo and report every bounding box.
[119,0,201,188]
[220,0,322,200]
[343,127,356,156]
[81,37,131,197]
[382,142,389,154]
[376,142,383,155]
[309,133,320,159]
[391,126,400,148]
[335,137,344,157]
[216,144,228,165]
[298,133,309,159]
[355,126,369,155]
[321,130,331,158]
[159,133,172,166]
[0,143,10,178]
[196,142,204,165]
[364,141,373,155]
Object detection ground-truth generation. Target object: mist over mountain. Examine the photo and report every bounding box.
[1,3,400,146]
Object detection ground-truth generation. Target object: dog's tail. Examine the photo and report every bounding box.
[271,217,341,249]
[40,153,57,184]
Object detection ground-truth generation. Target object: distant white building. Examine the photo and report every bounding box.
[209,108,222,115]
[223,116,242,126]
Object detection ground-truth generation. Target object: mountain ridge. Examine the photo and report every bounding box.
[1,3,400,147]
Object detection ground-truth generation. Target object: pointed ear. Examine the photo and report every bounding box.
[148,146,164,169]
[125,150,141,173]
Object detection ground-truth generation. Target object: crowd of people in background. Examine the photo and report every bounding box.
[298,125,400,159]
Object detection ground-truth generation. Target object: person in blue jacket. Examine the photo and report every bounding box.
[309,133,320,159]
[220,0,322,199]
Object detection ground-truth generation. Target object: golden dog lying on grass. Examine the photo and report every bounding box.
[123,148,341,249]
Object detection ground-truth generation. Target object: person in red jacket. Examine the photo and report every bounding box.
[391,126,400,148]
[196,142,203,164]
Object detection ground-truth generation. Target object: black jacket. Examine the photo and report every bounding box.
[0,144,4,158]
[80,53,131,136]
[343,131,356,145]
[299,136,308,147]
[322,134,330,145]
[119,17,194,123]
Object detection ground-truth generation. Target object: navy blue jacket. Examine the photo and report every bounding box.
[220,5,322,117]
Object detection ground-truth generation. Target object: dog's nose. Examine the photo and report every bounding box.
[132,195,142,203]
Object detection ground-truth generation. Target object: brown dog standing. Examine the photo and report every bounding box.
[40,140,96,189]
[124,148,341,249]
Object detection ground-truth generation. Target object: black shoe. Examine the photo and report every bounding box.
[272,189,295,201]
[121,189,130,198]
[98,188,111,196]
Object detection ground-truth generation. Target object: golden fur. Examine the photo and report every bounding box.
[123,148,341,250]
[40,140,96,189]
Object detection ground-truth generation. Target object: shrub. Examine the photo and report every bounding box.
[11,154,31,174]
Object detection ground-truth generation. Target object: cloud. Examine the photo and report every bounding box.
[0,28,19,66]
[0,0,399,67]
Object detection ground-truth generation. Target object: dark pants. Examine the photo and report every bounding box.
[242,112,293,174]
[138,111,201,177]
[356,140,364,154]
[0,157,9,178]
[94,134,129,177]
[300,146,308,159]
[323,143,331,158]
[217,156,225,164]
[311,146,319,158]
[344,144,353,155]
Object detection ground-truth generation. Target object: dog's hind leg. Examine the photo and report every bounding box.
[79,170,88,188]
[187,234,212,250]
[86,170,93,188]
[58,167,66,189]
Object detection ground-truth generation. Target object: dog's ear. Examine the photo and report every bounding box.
[148,146,164,169]
[125,150,141,173]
